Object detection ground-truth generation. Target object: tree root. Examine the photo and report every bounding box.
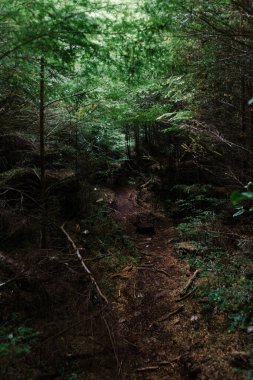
[158,305,184,322]
[180,269,200,296]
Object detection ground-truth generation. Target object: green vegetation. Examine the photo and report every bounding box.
[1,0,253,378]
[172,185,253,377]
[0,322,39,357]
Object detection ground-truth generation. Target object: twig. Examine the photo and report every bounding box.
[158,306,184,323]
[137,263,154,267]
[140,177,153,189]
[176,287,197,302]
[46,88,97,108]
[60,223,108,304]
[136,366,159,372]
[155,269,170,277]
[137,267,170,278]
[102,315,121,372]
[180,270,200,296]
[0,273,24,288]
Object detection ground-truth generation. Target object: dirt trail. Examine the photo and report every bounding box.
[110,186,242,380]
[111,186,191,379]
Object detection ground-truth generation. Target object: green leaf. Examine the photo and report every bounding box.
[0,343,10,355]
[230,192,245,205]
[230,191,253,205]
[241,192,253,200]
[233,207,245,217]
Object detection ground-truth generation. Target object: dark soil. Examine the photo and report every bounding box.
[109,185,246,380]
[0,184,247,379]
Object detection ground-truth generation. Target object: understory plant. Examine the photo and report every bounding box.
[173,185,253,333]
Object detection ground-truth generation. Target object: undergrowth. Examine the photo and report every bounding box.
[166,184,227,218]
[0,184,139,378]
[168,183,253,376]
[0,314,40,379]
[0,317,39,358]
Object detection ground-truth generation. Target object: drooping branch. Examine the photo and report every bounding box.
[45,88,97,108]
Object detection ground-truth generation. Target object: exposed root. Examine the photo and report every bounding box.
[176,286,197,302]
[180,269,200,296]
[158,305,184,323]
[137,266,170,277]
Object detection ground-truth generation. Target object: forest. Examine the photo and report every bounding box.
[0,0,253,379]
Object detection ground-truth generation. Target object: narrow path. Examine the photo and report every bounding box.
[110,186,242,380]
[111,186,194,379]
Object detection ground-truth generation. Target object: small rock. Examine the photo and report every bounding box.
[247,326,253,334]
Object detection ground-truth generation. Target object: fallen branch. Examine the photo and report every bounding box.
[137,266,170,278]
[140,177,153,189]
[102,315,120,370]
[180,270,200,296]
[0,274,23,288]
[158,305,184,322]
[136,366,159,372]
[137,266,152,271]
[60,224,108,304]
[155,268,170,277]
[136,360,174,373]
[176,286,197,302]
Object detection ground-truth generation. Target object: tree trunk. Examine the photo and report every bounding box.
[134,124,140,157]
[125,125,131,159]
[241,75,246,132]
[40,56,46,248]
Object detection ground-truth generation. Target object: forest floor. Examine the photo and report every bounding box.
[109,184,246,380]
[0,181,249,380]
